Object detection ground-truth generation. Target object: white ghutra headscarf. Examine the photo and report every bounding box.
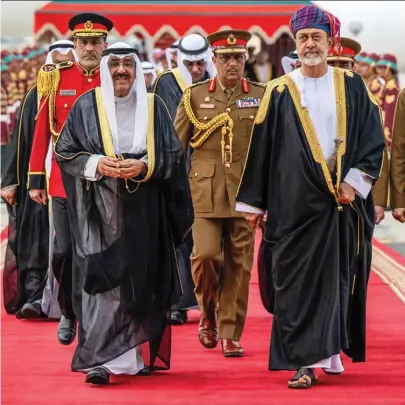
[45,40,78,64]
[177,34,216,87]
[141,60,157,85]
[100,42,148,155]
[166,40,179,71]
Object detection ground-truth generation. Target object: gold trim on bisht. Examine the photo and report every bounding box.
[334,67,347,195]
[172,68,187,92]
[138,93,156,182]
[95,87,116,158]
[251,68,349,211]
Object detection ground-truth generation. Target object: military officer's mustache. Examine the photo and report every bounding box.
[84,52,96,59]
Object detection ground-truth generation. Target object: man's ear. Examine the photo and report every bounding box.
[104,41,108,49]
[73,38,78,50]
[212,54,217,67]
[328,36,334,48]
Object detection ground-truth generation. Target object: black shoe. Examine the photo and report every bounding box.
[58,315,77,345]
[170,310,188,325]
[85,367,110,385]
[21,301,45,319]
[137,367,151,376]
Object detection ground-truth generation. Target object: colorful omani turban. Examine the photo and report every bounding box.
[289,5,341,39]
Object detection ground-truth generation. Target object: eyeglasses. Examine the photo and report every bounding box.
[108,60,136,69]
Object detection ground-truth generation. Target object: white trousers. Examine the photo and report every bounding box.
[307,353,344,373]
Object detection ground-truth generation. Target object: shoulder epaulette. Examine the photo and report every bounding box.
[37,61,74,100]
[189,78,211,90]
[245,78,266,87]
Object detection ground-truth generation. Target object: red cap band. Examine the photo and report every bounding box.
[74,22,107,31]
[211,38,247,47]
[328,45,356,57]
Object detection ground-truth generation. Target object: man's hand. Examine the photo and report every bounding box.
[337,182,355,205]
[385,134,392,149]
[118,159,147,179]
[96,157,121,178]
[374,205,385,225]
[0,188,17,206]
[242,212,264,229]
[392,208,405,223]
[29,189,48,205]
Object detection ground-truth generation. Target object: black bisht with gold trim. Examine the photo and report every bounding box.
[237,68,384,370]
[1,86,49,315]
[55,90,193,371]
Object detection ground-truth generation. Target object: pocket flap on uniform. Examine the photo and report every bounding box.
[189,161,215,178]
[197,109,218,121]
[238,108,257,121]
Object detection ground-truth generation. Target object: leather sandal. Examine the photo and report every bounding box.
[287,368,317,389]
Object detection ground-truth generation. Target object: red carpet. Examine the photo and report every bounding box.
[2,236,405,405]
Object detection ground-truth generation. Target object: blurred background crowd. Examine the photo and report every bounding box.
[1,1,404,148]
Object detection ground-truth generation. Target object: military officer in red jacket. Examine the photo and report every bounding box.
[28,12,113,345]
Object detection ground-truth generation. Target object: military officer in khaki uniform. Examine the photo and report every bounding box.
[174,29,265,357]
[390,89,405,223]
[373,148,390,224]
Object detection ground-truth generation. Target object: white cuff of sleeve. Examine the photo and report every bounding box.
[235,202,265,214]
[0,114,10,123]
[343,168,373,200]
[140,154,148,165]
[84,154,104,181]
[1,185,17,192]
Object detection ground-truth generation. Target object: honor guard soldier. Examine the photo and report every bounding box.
[390,89,405,223]
[373,54,400,219]
[356,52,384,104]
[326,37,361,70]
[376,54,400,148]
[28,13,113,345]
[1,62,10,145]
[174,29,265,357]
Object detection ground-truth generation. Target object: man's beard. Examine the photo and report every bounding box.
[301,49,327,66]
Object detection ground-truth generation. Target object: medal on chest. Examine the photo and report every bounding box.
[236,97,261,108]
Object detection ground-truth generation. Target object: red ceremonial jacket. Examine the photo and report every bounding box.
[28,62,101,198]
[380,76,400,141]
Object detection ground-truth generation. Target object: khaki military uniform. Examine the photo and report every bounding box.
[390,89,405,209]
[174,77,265,340]
[373,147,389,207]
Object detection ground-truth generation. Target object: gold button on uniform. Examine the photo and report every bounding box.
[225,163,230,168]
[195,173,198,177]
[250,115,254,119]
[204,116,208,120]
[88,78,93,83]
[64,103,68,108]
[226,108,231,112]
[225,145,230,150]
